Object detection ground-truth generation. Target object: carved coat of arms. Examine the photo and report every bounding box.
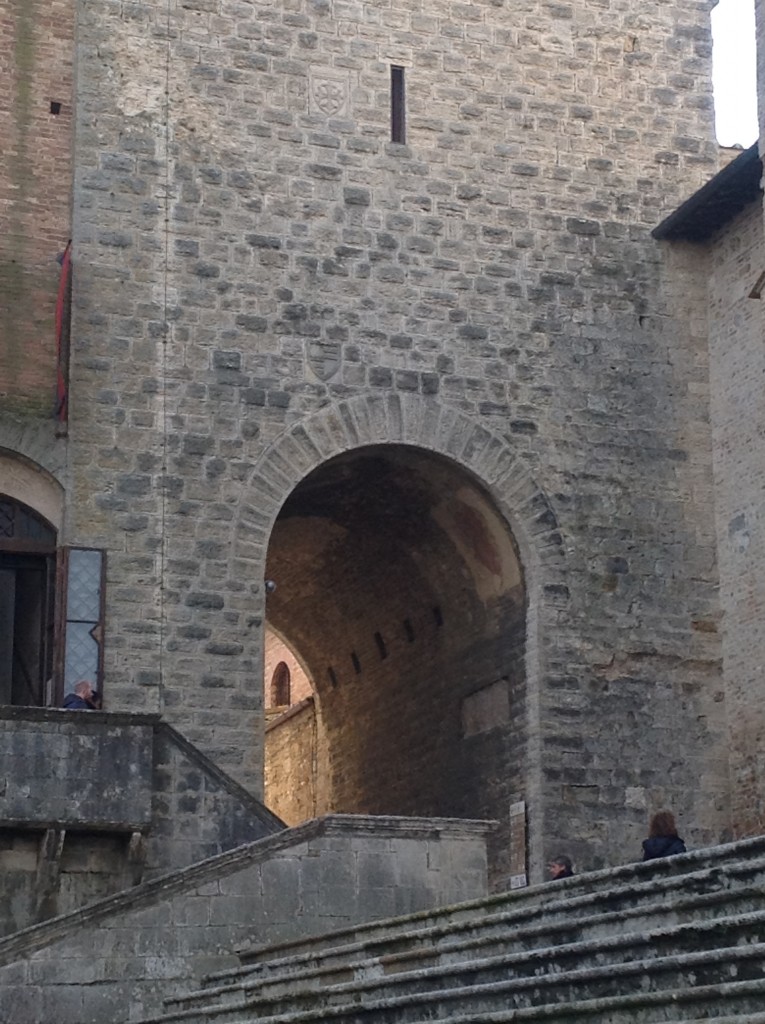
[309,75,349,118]
[307,338,342,382]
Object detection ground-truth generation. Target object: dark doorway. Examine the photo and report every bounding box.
[265,445,527,884]
[0,497,57,706]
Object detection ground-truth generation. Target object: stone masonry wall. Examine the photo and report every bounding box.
[67,0,730,873]
[707,201,765,837]
[0,815,491,1024]
[0,0,74,416]
[265,698,323,825]
[147,721,284,874]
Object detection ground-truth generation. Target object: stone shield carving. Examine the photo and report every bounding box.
[307,339,342,381]
[309,74,349,118]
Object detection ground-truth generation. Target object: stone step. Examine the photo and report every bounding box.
[190,845,765,999]
[301,989,765,1024]
[234,835,765,971]
[383,1007,765,1024]
[140,919,765,1024]
[168,886,765,1014]
[393,988,765,1024]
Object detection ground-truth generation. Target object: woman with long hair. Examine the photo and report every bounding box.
[642,810,686,860]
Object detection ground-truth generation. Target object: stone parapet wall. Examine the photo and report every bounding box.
[0,709,283,936]
[0,708,154,830]
[0,814,493,1024]
[146,719,284,874]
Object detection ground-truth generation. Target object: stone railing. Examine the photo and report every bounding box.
[0,706,284,935]
[0,706,156,831]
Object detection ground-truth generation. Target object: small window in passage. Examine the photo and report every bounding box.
[271,662,291,706]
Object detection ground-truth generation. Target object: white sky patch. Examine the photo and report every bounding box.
[711,0,758,147]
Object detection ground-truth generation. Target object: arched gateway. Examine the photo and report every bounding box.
[236,394,567,884]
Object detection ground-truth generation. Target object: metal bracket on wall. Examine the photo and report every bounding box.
[749,270,765,300]
[127,830,147,887]
[34,828,66,922]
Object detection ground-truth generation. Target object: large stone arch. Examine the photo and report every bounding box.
[236,393,565,577]
[233,393,567,880]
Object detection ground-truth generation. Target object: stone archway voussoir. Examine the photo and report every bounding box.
[439,410,479,462]
[241,395,567,588]
[460,423,494,468]
[258,454,299,502]
[343,393,390,451]
[275,434,321,482]
[248,473,284,506]
[401,395,443,451]
[296,407,353,464]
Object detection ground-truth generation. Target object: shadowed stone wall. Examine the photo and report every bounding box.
[760,0,765,161]
[708,201,765,836]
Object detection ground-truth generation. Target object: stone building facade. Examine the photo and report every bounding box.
[1,0,763,884]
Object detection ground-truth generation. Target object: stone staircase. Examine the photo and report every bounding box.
[0,814,492,1024]
[138,835,765,1024]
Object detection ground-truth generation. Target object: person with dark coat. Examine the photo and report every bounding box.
[61,679,100,710]
[548,855,574,880]
[642,810,686,860]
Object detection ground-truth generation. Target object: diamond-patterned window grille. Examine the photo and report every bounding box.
[0,500,14,537]
[22,512,54,544]
[62,547,105,694]
[0,497,55,546]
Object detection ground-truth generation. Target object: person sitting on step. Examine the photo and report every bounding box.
[547,854,574,880]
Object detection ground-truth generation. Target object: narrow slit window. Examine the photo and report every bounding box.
[374,632,388,660]
[391,66,406,144]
